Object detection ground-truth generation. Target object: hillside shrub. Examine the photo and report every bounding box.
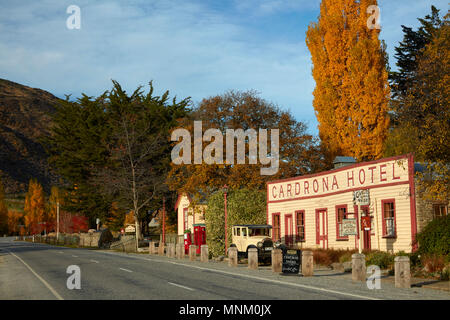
[415,215,450,257]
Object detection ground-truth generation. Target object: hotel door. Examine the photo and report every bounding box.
[361,207,371,251]
[285,214,293,247]
[316,209,328,249]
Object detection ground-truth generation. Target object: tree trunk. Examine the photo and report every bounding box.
[134,218,141,251]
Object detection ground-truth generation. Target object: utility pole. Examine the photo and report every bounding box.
[223,185,228,253]
[56,201,60,241]
[162,197,166,244]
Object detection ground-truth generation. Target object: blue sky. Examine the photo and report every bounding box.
[0,0,447,135]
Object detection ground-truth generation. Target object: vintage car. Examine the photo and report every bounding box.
[230,224,274,263]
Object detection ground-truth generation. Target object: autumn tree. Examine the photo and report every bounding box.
[45,186,60,232]
[306,0,390,163]
[7,210,23,235]
[106,202,126,232]
[24,179,46,235]
[168,90,323,199]
[0,177,8,235]
[401,14,449,201]
[384,7,446,159]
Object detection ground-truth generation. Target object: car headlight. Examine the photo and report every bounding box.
[257,241,263,248]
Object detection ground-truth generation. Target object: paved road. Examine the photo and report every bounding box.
[0,237,448,300]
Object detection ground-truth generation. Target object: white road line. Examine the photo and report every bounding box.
[99,251,378,300]
[119,267,133,273]
[90,259,99,263]
[168,282,195,291]
[6,250,64,300]
[58,251,64,254]
[72,255,78,258]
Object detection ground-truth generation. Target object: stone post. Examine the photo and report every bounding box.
[248,248,258,270]
[302,250,314,277]
[158,242,165,255]
[352,253,366,282]
[271,248,282,273]
[395,256,411,288]
[149,241,155,255]
[228,246,238,267]
[189,245,197,261]
[176,243,184,259]
[166,243,174,258]
[201,245,209,262]
[166,243,172,257]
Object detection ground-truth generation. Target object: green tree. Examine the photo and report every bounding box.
[205,188,266,257]
[44,92,112,226]
[45,80,191,236]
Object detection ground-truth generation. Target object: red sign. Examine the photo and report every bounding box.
[361,216,371,231]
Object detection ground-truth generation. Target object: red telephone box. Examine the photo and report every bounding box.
[193,224,206,254]
[184,231,192,254]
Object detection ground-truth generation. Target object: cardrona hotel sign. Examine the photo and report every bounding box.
[268,157,410,202]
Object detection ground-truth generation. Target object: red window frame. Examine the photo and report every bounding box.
[295,210,305,242]
[381,199,397,238]
[335,204,348,240]
[272,212,281,242]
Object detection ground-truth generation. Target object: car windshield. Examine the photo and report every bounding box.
[249,228,270,236]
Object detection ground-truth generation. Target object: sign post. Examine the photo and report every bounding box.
[353,190,370,254]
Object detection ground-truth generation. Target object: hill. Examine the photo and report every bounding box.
[0,78,60,194]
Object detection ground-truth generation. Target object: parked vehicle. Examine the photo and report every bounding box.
[230,225,274,263]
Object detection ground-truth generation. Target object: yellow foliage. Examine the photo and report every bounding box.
[306,0,390,162]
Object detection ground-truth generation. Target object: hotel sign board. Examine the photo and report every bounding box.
[353,189,370,206]
[342,218,358,236]
[267,158,409,202]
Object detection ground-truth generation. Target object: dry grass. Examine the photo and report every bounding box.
[312,248,357,266]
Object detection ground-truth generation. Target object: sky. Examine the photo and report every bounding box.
[0,0,447,135]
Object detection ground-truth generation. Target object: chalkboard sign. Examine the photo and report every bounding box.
[282,249,302,274]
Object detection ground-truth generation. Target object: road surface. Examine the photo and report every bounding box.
[0,237,448,300]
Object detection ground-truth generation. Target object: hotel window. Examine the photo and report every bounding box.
[433,204,448,219]
[382,200,396,237]
[336,205,348,240]
[295,211,305,242]
[273,213,281,241]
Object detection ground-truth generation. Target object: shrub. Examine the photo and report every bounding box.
[339,251,354,263]
[365,251,394,269]
[312,248,356,266]
[415,215,450,257]
[421,253,445,273]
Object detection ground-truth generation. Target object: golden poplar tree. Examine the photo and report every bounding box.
[306,0,390,162]
[46,186,61,232]
[24,179,46,234]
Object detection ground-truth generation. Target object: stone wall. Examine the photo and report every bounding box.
[79,232,101,247]
[109,235,136,253]
[415,190,449,233]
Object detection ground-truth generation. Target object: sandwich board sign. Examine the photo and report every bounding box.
[282,249,301,274]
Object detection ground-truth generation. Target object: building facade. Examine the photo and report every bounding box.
[266,154,422,253]
[175,193,207,236]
